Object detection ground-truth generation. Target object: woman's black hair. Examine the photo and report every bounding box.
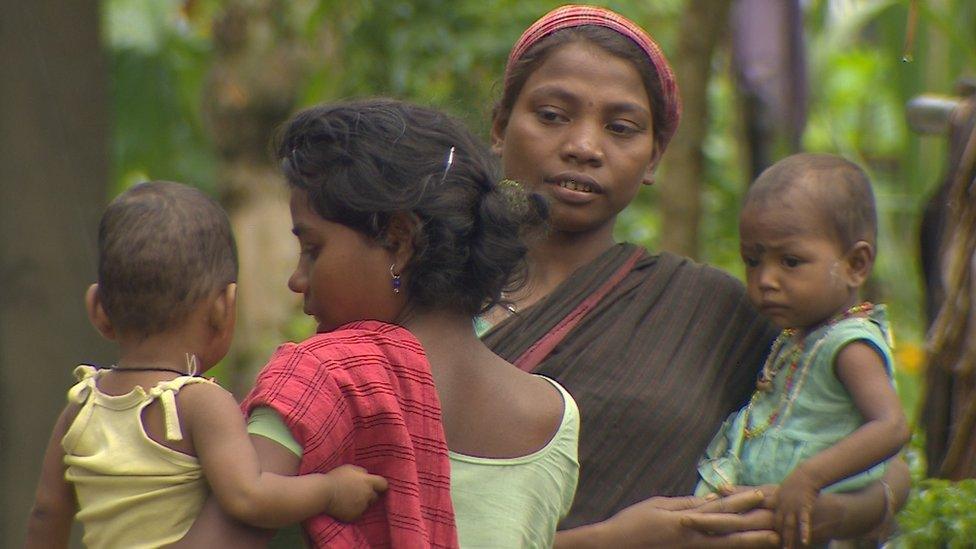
[494,26,667,155]
[277,98,547,316]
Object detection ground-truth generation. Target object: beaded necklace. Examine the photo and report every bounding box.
[742,302,874,439]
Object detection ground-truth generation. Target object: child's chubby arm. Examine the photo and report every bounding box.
[25,403,81,549]
[178,383,388,529]
[774,340,910,546]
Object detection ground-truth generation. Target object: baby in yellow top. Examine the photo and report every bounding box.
[25,181,388,548]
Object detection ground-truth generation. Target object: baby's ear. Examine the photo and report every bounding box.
[85,284,116,341]
[208,283,237,333]
[845,241,875,287]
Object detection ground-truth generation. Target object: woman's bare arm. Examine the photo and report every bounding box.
[25,405,80,549]
[554,491,779,548]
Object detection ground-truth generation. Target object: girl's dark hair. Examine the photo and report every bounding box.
[98,181,238,338]
[277,98,547,316]
[495,26,667,154]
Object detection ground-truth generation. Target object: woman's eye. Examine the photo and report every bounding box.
[607,120,640,135]
[536,108,567,124]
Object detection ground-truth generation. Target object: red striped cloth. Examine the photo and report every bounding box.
[241,320,458,548]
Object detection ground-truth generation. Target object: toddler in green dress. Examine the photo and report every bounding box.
[695,153,910,546]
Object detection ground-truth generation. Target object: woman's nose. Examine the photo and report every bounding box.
[560,122,604,166]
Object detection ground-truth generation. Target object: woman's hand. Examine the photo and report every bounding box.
[555,490,778,548]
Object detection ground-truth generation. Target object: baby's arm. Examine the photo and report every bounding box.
[775,341,909,545]
[25,405,80,549]
[179,383,388,529]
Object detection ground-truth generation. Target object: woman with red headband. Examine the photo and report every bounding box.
[479,4,909,547]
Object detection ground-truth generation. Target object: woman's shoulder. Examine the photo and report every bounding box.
[630,249,753,311]
[506,373,576,455]
[651,250,748,293]
[452,373,577,463]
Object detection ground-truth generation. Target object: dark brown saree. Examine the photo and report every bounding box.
[482,243,777,528]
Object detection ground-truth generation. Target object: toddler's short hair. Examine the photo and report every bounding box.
[746,153,877,250]
[96,181,238,338]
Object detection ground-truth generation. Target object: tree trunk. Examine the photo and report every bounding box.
[658,0,732,259]
[0,1,111,544]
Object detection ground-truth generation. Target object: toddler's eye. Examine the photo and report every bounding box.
[742,256,759,268]
[783,256,801,268]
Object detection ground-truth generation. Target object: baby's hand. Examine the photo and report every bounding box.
[323,464,388,522]
[773,466,822,548]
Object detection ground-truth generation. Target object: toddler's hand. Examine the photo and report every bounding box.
[323,464,388,522]
[773,467,821,548]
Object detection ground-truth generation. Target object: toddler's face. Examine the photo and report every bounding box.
[739,203,856,333]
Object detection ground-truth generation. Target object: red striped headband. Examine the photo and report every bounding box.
[505,4,682,159]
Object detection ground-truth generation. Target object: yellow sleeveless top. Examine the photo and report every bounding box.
[62,365,213,549]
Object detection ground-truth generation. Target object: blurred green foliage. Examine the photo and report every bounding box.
[897,478,976,547]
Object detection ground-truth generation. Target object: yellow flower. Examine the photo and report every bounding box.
[896,342,924,375]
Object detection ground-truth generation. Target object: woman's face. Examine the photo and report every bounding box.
[287,189,403,333]
[492,41,656,236]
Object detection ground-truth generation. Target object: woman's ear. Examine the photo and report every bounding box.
[642,150,661,186]
[85,283,116,341]
[844,241,875,287]
[490,115,507,157]
[385,212,419,270]
[642,166,656,186]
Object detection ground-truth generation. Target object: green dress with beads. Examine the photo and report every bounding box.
[695,305,894,495]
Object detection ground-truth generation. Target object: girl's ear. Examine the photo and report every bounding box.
[385,212,418,270]
[208,283,237,334]
[844,241,875,287]
[85,284,116,341]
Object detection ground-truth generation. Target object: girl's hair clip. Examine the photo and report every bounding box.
[290,147,300,171]
[441,146,456,182]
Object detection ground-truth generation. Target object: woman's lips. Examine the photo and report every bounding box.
[546,173,603,204]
